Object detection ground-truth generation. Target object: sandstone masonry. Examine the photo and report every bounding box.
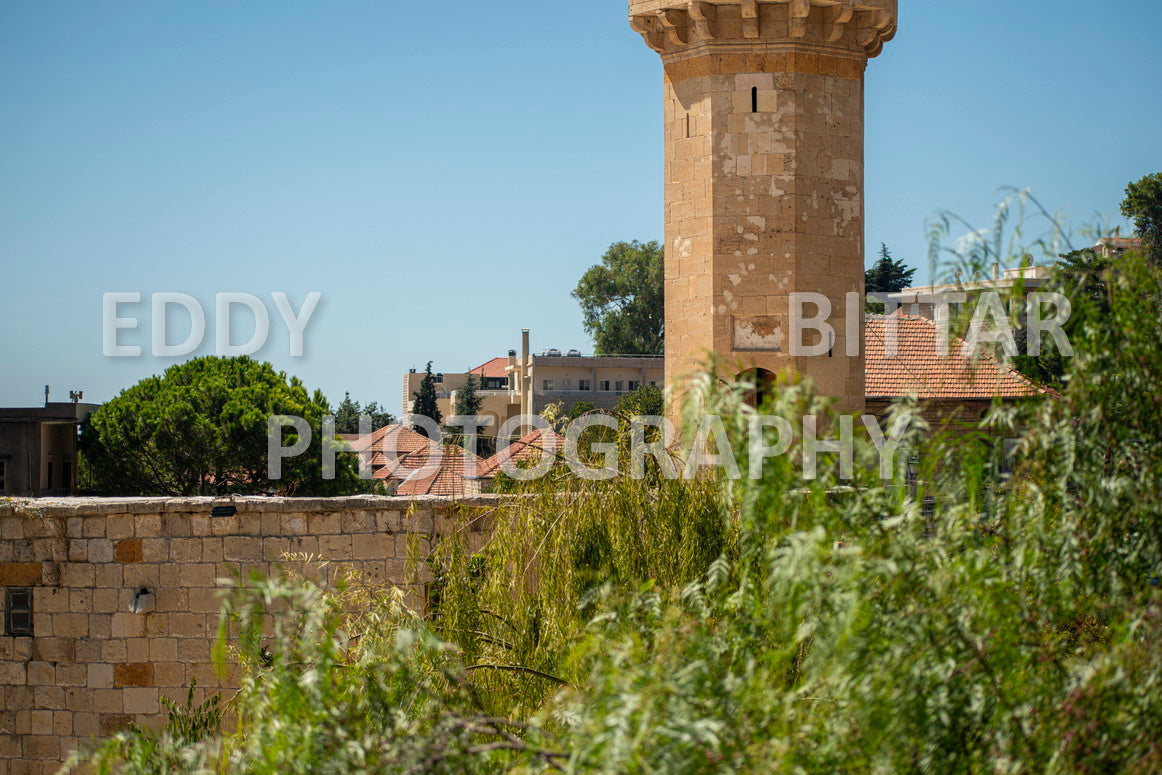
[628,0,898,413]
[0,495,500,773]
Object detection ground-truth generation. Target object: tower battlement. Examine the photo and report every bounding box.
[630,0,896,59]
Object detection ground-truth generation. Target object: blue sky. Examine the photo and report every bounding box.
[1,0,1159,410]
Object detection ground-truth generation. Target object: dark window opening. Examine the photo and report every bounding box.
[45,462,52,490]
[5,588,33,636]
[0,460,6,494]
[685,113,691,138]
[751,87,758,113]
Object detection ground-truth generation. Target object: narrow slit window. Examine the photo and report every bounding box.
[685,113,691,138]
[751,87,758,113]
[5,588,33,637]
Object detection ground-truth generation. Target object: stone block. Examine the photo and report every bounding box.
[56,664,86,687]
[0,563,42,586]
[88,664,113,689]
[67,540,87,563]
[126,638,150,663]
[68,589,93,613]
[54,613,89,638]
[99,713,134,736]
[73,712,99,737]
[149,639,178,662]
[209,515,239,536]
[25,663,53,686]
[106,516,135,540]
[114,663,154,688]
[35,589,69,614]
[223,537,262,562]
[319,534,351,558]
[0,662,28,686]
[122,564,160,589]
[113,536,144,560]
[33,638,74,663]
[134,514,162,537]
[93,562,121,587]
[93,689,124,714]
[111,614,145,639]
[23,735,59,761]
[30,710,54,735]
[141,538,169,562]
[53,711,72,736]
[101,640,128,663]
[122,688,159,715]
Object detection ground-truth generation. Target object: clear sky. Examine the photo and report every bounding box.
[1,0,1159,410]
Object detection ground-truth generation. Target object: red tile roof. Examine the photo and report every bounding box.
[347,424,433,455]
[470,357,509,379]
[394,448,484,497]
[477,428,566,479]
[865,314,1052,400]
[348,424,480,497]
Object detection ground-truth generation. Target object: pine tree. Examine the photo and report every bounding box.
[865,243,917,294]
[411,362,443,438]
[334,393,361,434]
[453,375,483,418]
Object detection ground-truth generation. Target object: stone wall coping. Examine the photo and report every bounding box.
[0,494,514,518]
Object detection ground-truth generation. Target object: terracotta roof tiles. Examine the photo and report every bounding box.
[865,314,1051,400]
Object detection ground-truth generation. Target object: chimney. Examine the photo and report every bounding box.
[521,329,531,418]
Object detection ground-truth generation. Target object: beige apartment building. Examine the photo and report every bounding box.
[401,329,664,437]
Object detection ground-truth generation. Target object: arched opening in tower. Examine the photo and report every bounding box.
[740,368,777,409]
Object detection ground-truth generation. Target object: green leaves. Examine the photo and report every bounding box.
[80,356,368,496]
[573,240,665,356]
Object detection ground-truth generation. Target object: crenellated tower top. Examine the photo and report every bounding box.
[629,0,896,60]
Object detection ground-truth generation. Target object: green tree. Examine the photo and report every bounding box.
[79,356,367,496]
[334,393,361,434]
[1121,171,1162,265]
[411,362,442,438]
[615,384,664,418]
[452,375,483,419]
[865,243,917,294]
[573,240,664,355]
[444,375,485,449]
[1013,246,1113,388]
[334,393,396,434]
[360,401,395,430]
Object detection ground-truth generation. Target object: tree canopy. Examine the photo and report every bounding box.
[334,392,395,434]
[865,243,917,294]
[79,356,367,496]
[573,240,664,356]
[1122,171,1162,265]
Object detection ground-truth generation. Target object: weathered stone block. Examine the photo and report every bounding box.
[122,688,159,715]
[113,663,154,688]
[106,516,134,540]
[87,664,113,690]
[0,564,42,586]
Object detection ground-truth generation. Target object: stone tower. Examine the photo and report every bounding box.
[628,0,897,413]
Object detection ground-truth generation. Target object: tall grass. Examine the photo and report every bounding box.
[74,246,1162,773]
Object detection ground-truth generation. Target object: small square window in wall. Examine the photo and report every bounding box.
[5,588,33,636]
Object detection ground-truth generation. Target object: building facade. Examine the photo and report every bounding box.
[401,330,665,437]
[0,403,99,498]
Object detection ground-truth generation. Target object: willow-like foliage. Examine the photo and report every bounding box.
[75,251,1162,773]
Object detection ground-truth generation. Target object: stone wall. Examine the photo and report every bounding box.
[0,495,503,773]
